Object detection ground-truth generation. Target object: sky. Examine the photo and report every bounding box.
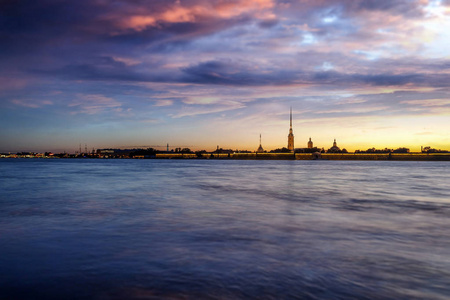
[1,0,449,153]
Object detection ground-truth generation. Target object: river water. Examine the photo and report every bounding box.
[1,159,449,299]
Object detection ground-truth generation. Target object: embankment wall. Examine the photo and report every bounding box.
[155,153,450,161]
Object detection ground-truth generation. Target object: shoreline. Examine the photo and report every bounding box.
[2,153,449,161]
[155,153,450,161]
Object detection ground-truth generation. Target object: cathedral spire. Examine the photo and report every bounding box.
[290,107,292,129]
[256,133,264,153]
[287,107,294,152]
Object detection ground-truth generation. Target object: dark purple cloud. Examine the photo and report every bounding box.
[182,59,450,88]
[26,55,450,89]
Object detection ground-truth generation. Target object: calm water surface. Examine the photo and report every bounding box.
[1,159,449,299]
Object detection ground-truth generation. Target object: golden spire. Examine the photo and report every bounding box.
[257,133,264,152]
[287,107,294,151]
[290,106,292,129]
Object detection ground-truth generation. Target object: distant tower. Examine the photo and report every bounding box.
[287,107,294,151]
[327,138,341,153]
[308,137,313,149]
[256,134,264,153]
[167,143,169,152]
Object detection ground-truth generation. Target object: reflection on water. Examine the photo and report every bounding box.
[1,159,450,299]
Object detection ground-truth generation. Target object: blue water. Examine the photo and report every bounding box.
[1,159,449,299]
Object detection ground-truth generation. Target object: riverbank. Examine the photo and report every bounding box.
[2,153,449,161]
[154,153,450,161]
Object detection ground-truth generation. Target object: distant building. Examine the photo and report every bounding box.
[97,149,114,154]
[213,146,234,154]
[327,139,341,153]
[287,107,294,152]
[307,137,313,149]
[256,134,265,153]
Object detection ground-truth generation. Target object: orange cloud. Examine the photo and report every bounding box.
[214,0,275,18]
[120,0,276,32]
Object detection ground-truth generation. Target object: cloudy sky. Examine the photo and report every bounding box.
[1,0,449,152]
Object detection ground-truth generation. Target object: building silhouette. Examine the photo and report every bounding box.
[287,107,294,152]
[327,139,341,153]
[256,134,265,153]
[307,137,313,149]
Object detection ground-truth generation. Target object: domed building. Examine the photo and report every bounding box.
[307,137,313,149]
[327,139,341,153]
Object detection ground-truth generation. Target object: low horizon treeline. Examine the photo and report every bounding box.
[2,146,448,158]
